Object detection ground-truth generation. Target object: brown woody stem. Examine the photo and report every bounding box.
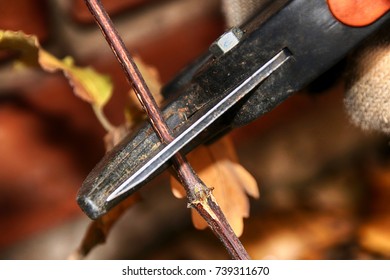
[84,0,249,260]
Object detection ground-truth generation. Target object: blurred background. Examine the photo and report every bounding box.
[0,0,389,259]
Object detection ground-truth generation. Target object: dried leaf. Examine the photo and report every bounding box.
[358,163,390,257]
[0,30,39,66]
[41,53,112,108]
[242,212,353,259]
[103,124,130,151]
[358,216,390,257]
[68,194,141,259]
[0,30,113,130]
[170,136,259,236]
[102,56,164,151]
[70,57,163,258]
[125,56,164,125]
[130,56,163,108]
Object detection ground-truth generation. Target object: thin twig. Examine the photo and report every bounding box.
[84,0,250,260]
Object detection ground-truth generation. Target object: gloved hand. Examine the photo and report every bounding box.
[222,0,263,27]
[344,26,390,135]
[222,0,390,135]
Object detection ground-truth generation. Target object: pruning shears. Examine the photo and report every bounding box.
[77,0,390,219]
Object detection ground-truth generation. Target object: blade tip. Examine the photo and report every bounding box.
[106,191,118,202]
[77,195,103,220]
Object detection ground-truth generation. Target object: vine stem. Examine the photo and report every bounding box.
[84,0,250,260]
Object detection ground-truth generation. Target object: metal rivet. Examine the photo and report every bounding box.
[209,27,244,58]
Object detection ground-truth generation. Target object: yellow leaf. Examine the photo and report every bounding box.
[0,30,112,110]
[72,58,166,259]
[0,30,39,66]
[40,52,112,108]
[170,136,259,236]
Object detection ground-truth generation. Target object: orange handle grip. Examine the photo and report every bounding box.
[327,0,390,27]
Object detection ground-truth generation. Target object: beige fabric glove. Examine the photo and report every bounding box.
[344,27,390,135]
[222,0,390,135]
[222,0,265,27]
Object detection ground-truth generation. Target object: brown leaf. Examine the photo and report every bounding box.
[242,211,354,259]
[101,56,163,155]
[170,136,259,236]
[359,215,390,257]
[103,124,130,151]
[70,57,163,259]
[358,163,390,257]
[125,56,163,125]
[102,56,163,149]
[68,194,141,259]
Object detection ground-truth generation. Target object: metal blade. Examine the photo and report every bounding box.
[107,48,292,202]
